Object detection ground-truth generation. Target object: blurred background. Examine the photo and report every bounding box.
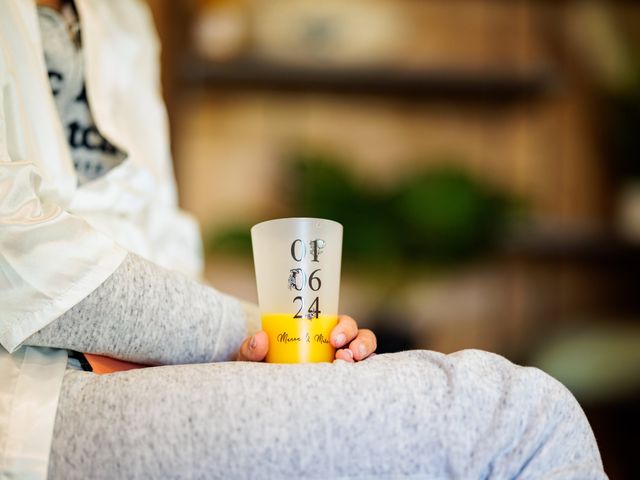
[146,0,639,476]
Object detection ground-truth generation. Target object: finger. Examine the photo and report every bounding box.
[334,348,354,363]
[348,329,377,361]
[236,331,269,362]
[331,315,359,348]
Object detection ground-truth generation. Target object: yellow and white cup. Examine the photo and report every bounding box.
[251,218,343,363]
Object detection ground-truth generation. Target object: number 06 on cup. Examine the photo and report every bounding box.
[251,218,343,363]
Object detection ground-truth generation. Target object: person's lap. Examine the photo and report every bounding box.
[48,350,605,480]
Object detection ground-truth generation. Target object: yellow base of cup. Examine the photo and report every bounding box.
[262,313,338,363]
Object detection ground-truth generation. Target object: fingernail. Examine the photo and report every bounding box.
[249,335,257,350]
[344,348,353,359]
[358,343,367,358]
[334,333,346,347]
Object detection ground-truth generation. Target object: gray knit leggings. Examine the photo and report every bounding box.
[48,350,606,480]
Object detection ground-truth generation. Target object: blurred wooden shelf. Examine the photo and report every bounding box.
[179,56,558,102]
[501,231,640,264]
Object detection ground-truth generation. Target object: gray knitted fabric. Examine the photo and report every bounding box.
[26,253,246,365]
[48,350,606,480]
[25,253,605,478]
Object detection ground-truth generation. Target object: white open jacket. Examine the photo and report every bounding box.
[0,1,203,477]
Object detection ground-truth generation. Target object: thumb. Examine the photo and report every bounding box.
[236,331,269,362]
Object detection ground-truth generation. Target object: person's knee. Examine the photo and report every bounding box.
[449,350,595,442]
[518,364,587,425]
[448,350,603,474]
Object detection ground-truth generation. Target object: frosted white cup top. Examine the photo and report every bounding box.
[251,218,343,318]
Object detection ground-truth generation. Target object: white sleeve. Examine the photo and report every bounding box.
[0,49,127,354]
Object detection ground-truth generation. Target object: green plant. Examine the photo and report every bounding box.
[206,150,520,268]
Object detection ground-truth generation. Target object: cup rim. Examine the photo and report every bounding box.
[251,217,343,233]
